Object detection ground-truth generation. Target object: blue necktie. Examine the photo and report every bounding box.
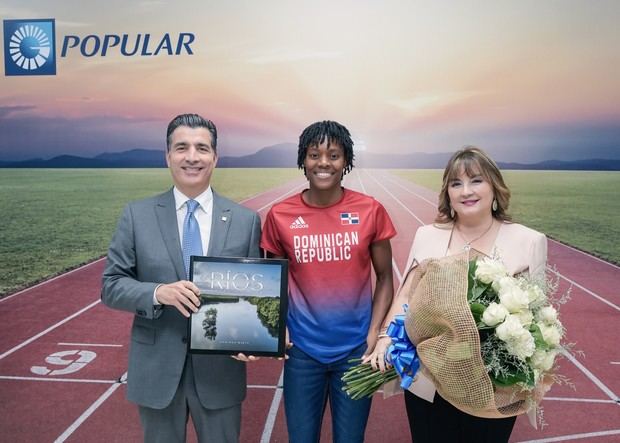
[182,199,203,279]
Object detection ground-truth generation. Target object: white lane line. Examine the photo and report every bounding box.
[0,300,100,360]
[547,268,620,313]
[0,375,116,384]
[383,174,438,207]
[256,182,307,213]
[354,169,365,191]
[247,384,278,389]
[0,258,106,303]
[560,349,619,402]
[354,169,367,195]
[58,342,123,347]
[260,370,284,443]
[516,429,620,443]
[54,372,126,443]
[355,170,405,281]
[543,396,617,404]
[360,171,620,404]
[548,238,620,271]
[362,170,426,225]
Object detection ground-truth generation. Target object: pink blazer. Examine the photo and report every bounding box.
[405,221,547,279]
[402,221,547,404]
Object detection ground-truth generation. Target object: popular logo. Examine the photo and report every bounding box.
[3,18,195,76]
[3,19,56,76]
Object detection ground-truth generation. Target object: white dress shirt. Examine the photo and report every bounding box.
[172,186,214,256]
[153,186,214,305]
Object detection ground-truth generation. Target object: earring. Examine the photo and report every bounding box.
[450,206,455,218]
[492,199,498,212]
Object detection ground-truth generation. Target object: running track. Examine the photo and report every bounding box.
[0,170,618,442]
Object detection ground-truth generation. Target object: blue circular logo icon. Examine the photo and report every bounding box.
[9,24,51,70]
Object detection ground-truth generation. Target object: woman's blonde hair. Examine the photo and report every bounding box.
[436,146,511,224]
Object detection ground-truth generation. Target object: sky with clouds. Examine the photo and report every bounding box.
[1,0,619,162]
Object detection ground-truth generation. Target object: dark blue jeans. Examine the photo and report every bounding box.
[283,343,372,443]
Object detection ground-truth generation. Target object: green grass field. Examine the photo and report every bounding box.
[393,169,620,265]
[1,168,617,296]
[0,168,300,296]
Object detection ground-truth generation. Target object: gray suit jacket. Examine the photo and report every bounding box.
[101,189,261,409]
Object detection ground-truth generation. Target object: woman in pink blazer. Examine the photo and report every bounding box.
[367,146,547,442]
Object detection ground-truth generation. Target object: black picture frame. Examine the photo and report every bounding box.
[188,256,288,357]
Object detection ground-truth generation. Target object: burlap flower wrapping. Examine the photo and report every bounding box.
[403,252,548,419]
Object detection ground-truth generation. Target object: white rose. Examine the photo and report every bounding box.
[536,306,558,325]
[482,302,509,327]
[538,323,562,347]
[515,310,534,327]
[530,349,558,372]
[499,284,530,313]
[526,284,546,305]
[542,349,559,371]
[492,275,516,294]
[530,349,547,369]
[495,315,524,342]
[505,330,536,360]
[475,258,507,284]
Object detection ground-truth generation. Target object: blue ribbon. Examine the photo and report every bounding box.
[386,305,420,390]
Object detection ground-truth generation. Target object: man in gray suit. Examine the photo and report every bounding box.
[102,113,261,442]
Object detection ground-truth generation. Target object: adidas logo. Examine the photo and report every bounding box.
[289,216,309,229]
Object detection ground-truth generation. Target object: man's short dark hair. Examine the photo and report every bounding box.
[297,120,354,175]
[166,113,217,153]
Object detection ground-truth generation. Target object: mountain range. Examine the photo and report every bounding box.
[1,144,619,170]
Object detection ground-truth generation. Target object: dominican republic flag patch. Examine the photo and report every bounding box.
[340,212,360,225]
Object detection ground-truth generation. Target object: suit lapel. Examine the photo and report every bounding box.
[208,191,231,256]
[155,189,186,280]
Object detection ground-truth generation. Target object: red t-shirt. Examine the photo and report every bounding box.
[261,188,396,363]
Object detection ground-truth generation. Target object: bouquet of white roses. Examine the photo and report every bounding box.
[469,256,564,389]
[342,255,566,407]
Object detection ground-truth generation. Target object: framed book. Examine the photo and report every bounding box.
[188,256,288,357]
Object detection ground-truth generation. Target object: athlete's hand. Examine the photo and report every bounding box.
[362,336,392,372]
[155,281,201,317]
[276,327,293,361]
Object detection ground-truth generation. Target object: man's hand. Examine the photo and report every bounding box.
[155,281,201,317]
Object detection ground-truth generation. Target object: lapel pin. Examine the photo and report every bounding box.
[221,216,228,222]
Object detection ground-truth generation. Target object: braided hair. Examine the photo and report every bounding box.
[297,120,354,175]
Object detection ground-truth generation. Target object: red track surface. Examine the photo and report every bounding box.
[0,170,618,443]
